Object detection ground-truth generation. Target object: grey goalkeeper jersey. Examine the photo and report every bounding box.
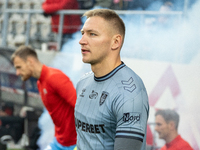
[75,62,149,150]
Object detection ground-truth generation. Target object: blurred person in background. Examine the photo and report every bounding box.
[157,1,174,29]
[42,0,82,48]
[0,102,24,145]
[155,109,193,150]
[11,45,77,150]
[75,9,149,150]
[0,102,14,117]
[94,0,113,8]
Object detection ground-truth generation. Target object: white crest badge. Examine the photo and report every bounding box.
[43,88,47,95]
[99,91,109,106]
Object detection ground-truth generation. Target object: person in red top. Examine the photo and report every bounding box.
[42,0,81,47]
[11,45,77,150]
[155,109,193,150]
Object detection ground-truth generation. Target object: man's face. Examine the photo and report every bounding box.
[155,115,171,140]
[79,16,113,65]
[13,56,32,81]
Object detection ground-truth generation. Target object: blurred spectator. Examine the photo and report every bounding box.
[0,102,24,144]
[0,102,41,149]
[169,0,198,11]
[157,1,174,28]
[155,109,193,150]
[11,45,77,150]
[94,0,113,8]
[144,1,175,32]
[42,0,82,48]
[77,0,95,9]
[111,0,152,10]
[0,102,14,117]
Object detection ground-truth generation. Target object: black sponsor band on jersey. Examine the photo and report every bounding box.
[115,135,144,142]
[115,130,144,142]
[75,118,105,134]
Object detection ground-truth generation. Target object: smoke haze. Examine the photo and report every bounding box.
[37,0,200,149]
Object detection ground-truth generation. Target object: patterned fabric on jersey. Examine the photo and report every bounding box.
[75,62,149,150]
[160,135,193,150]
[37,65,77,147]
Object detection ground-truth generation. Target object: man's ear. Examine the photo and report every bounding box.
[26,57,34,66]
[169,121,176,130]
[111,34,122,50]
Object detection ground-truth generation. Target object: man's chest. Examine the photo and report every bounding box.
[38,83,59,109]
[75,81,117,125]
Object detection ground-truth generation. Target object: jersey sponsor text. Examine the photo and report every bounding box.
[75,118,105,134]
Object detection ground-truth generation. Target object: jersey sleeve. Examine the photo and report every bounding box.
[113,88,149,143]
[114,138,142,150]
[49,72,77,107]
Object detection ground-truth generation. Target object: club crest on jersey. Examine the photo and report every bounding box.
[99,91,109,106]
[80,88,86,97]
[89,90,98,99]
[43,88,47,95]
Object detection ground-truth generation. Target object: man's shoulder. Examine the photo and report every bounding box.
[178,136,193,150]
[165,135,194,150]
[79,71,93,81]
[42,66,71,84]
[160,145,166,150]
[47,66,68,77]
[113,65,144,87]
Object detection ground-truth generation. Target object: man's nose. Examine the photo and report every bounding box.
[16,70,20,76]
[154,125,158,131]
[79,35,87,45]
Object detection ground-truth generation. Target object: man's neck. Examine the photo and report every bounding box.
[165,132,178,144]
[32,62,43,79]
[91,60,121,77]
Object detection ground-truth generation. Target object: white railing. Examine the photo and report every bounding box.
[1,0,188,50]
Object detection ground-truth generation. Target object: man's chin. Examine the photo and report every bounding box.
[82,59,90,64]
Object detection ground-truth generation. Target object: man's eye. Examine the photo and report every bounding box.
[156,123,161,126]
[90,33,96,36]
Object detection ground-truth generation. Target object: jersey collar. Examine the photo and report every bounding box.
[94,62,125,82]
